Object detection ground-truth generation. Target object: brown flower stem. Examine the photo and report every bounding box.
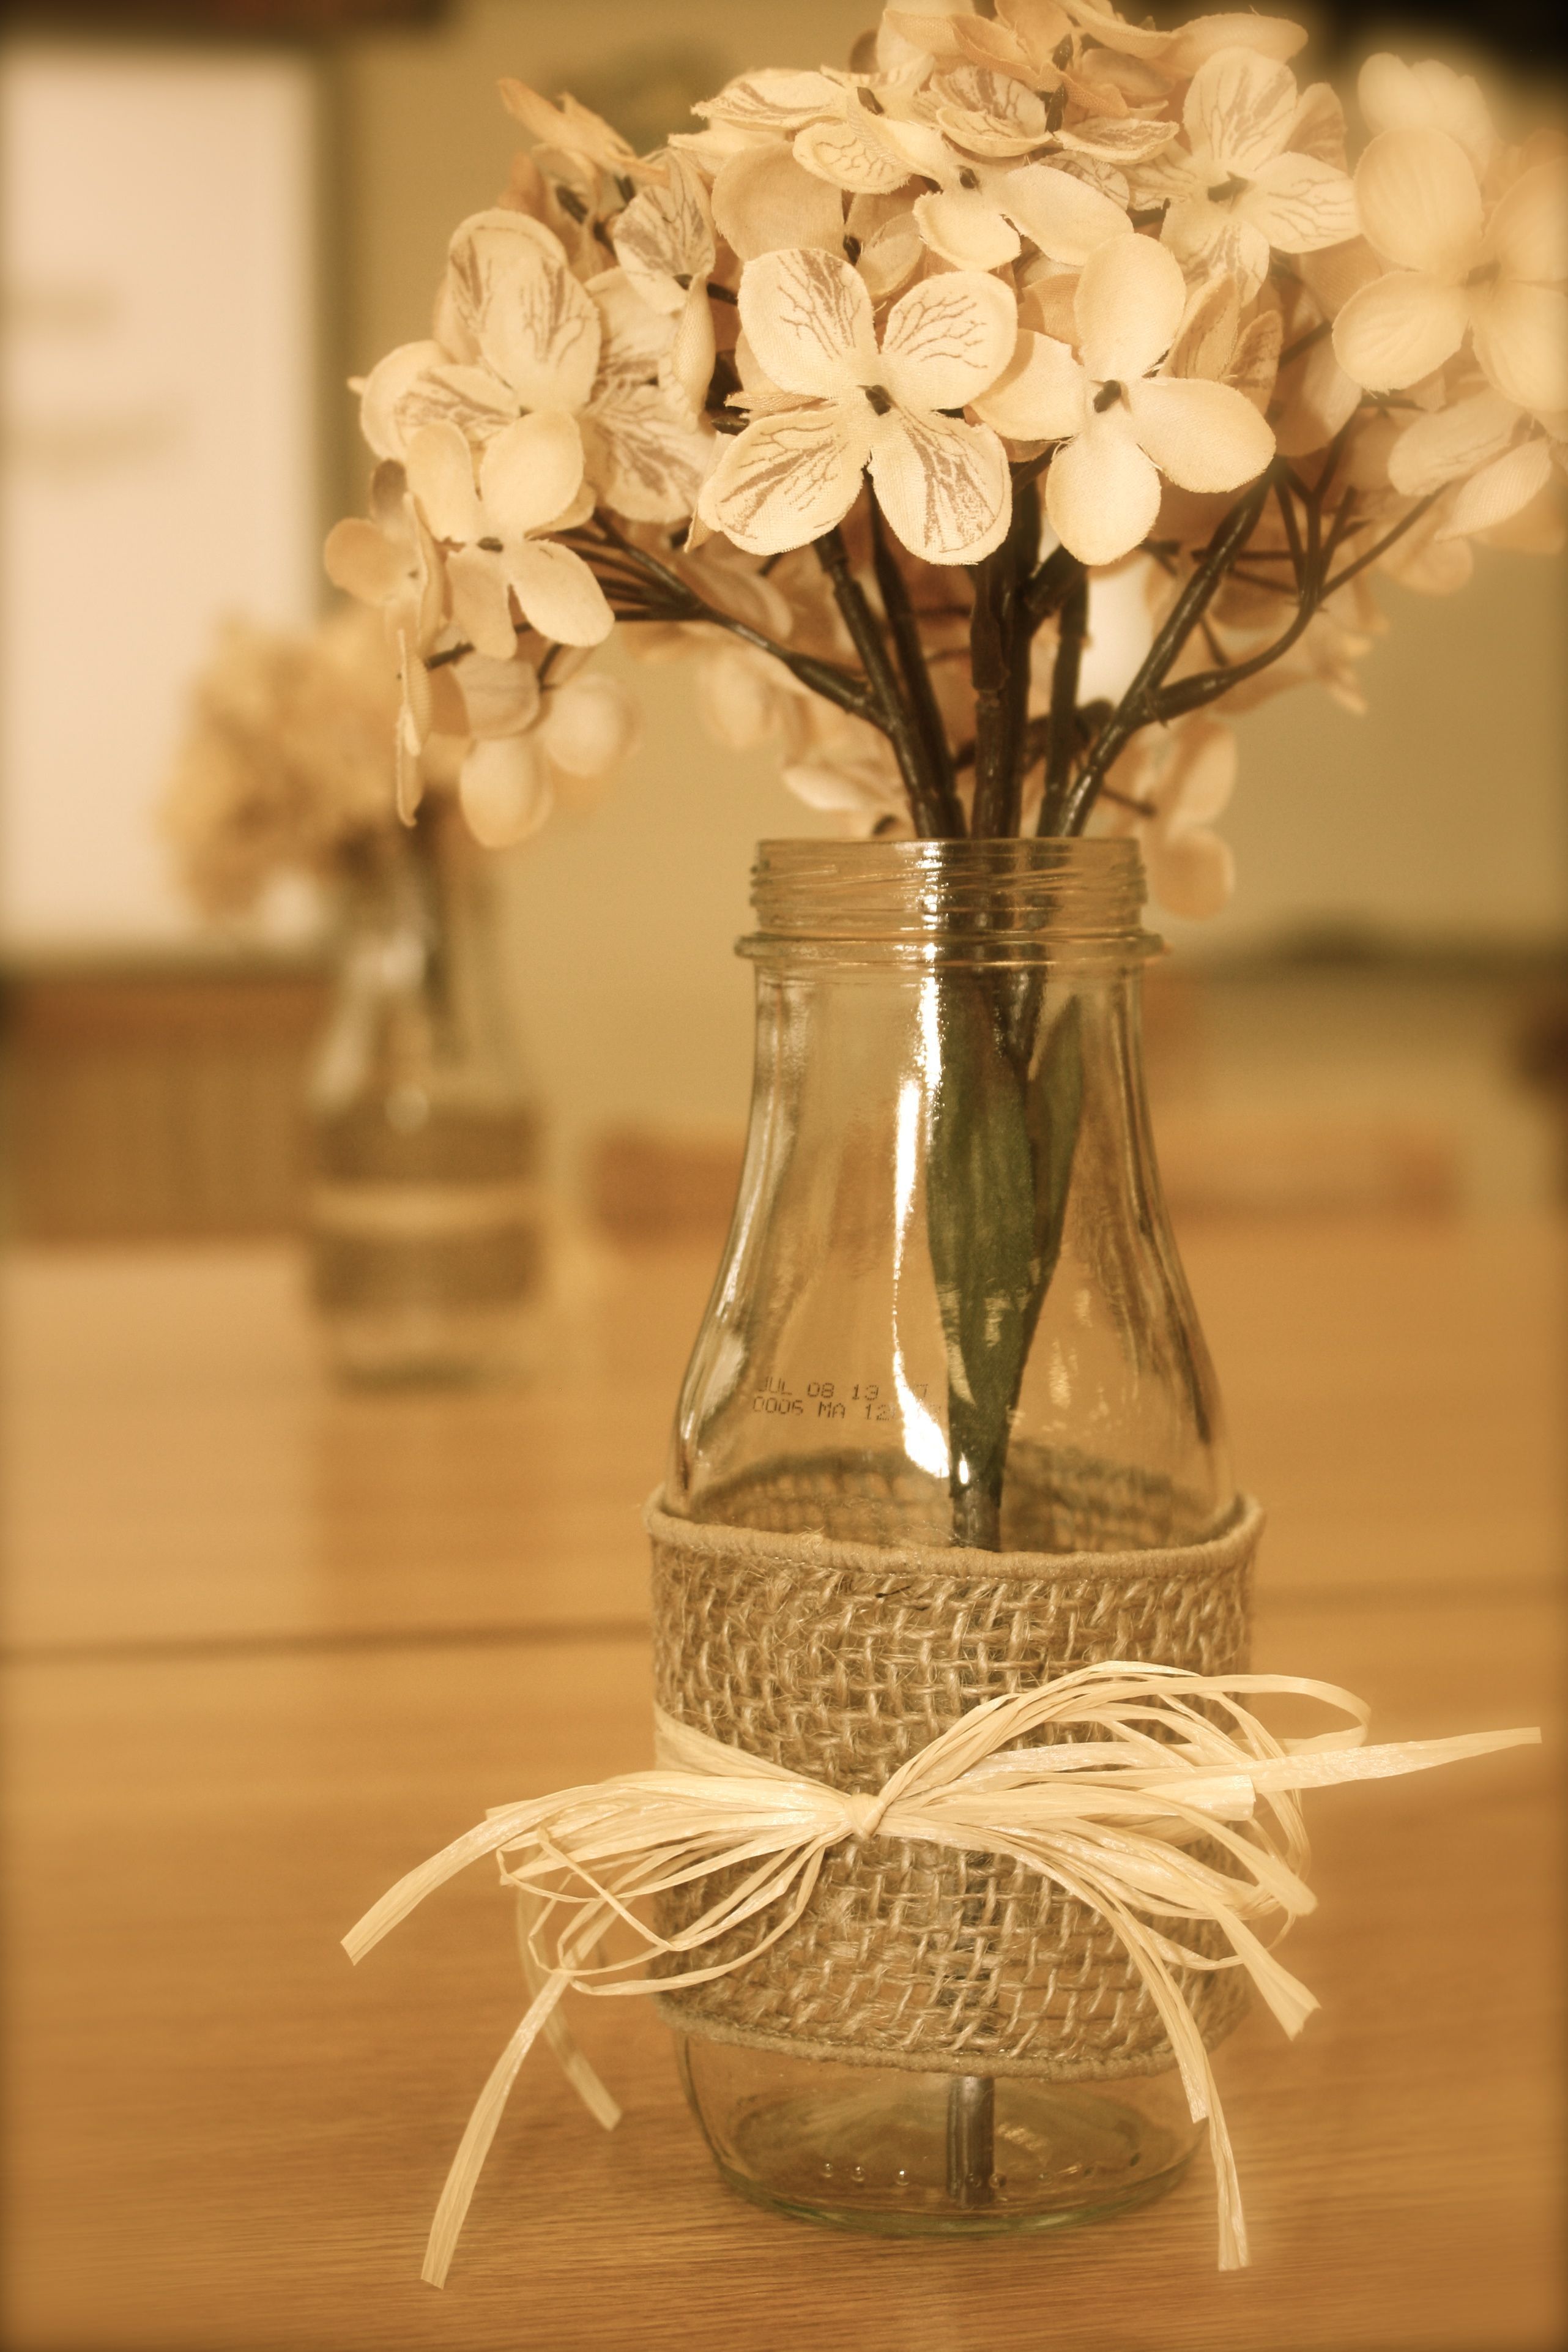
[1148,490,1437,724]
[866,499,966,835]
[968,480,1039,838]
[1057,472,1274,835]
[1036,568,1088,835]
[816,527,953,838]
[1278,317,1333,367]
[564,519,882,727]
[1320,490,1440,596]
[1024,541,1083,631]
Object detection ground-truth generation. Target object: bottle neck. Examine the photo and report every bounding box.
[741,838,1159,979]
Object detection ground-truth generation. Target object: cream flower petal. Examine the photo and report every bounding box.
[1485,161,1568,287]
[697,644,788,748]
[503,540,614,647]
[972,330,1088,439]
[459,734,552,849]
[1357,53,1493,171]
[447,546,521,661]
[1167,275,1240,380]
[912,188,1023,270]
[1162,199,1273,302]
[1279,336,1363,453]
[405,422,484,542]
[1185,49,1297,180]
[1354,128,1481,276]
[1241,152,1359,253]
[324,516,406,604]
[793,117,913,197]
[1162,12,1307,72]
[1075,233,1187,385]
[1470,283,1568,417]
[541,674,639,776]
[359,341,447,461]
[711,146,847,261]
[1388,388,1520,495]
[697,69,844,132]
[858,213,927,299]
[867,409,1012,564]
[1227,308,1282,412]
[1045,410,1162,564]
[999,162,1133,266]
[466,227,603,415]
[1148,827,1235,918]
[612,157,716,316]
[660,289,718,430]
[1439,437,1555,540]
[739,248,877,398]
[880,271,1018,411]
[1157,721,1236,822]
[1126,375,1274,491]
[1287,81,1347,166]
[393,363,519,455]
[478,412,586,540]
[582,383,713,524]
[1055,116,1179,165]
[699,406,871,553]
[1332,270,1468,391]
[453,652,540,740]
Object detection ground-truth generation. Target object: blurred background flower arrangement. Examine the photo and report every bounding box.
[160,598,637,1383]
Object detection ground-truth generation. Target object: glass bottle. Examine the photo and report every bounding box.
[664,836,1234,2233]
[306,802,544,1384]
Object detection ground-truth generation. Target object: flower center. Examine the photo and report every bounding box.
[1464,258,1501,289]
[958,166,981,190]
[864,382,896,416]
[1206,174,1249,204]
[477,536,504,551]
[1093,379,1124,412]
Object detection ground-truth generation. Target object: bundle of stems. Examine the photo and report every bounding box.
[560,439,1437,844]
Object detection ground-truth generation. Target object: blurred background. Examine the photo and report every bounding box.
[1,0,1565,1250]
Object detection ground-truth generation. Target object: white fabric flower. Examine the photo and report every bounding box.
[1137,48,1359,299]
[881,113,1134,273]
[699,247,1016,564]
[611,154,720,426]
[361,212,712,529]
[454,658,639,847]
[324,461,451,817]
[1356,52,1495,176]
[1102,718,1237,919]
[1333,139,1568,412]
[974,234,1276,565]
[403,417,613,655]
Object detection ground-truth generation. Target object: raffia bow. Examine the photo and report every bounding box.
[344,1660,1538,2287]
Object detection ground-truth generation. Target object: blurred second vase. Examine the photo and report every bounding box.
[307,803,544,1384]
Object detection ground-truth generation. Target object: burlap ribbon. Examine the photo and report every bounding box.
[344,1659,1537,2287]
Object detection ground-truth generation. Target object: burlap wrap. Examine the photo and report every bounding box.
[648,1455,1260,2079]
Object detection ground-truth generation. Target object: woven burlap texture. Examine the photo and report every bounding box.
[648,1472,1260,2080]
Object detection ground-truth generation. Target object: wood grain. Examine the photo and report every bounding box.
[2,1600,1559,2352]
[1,1216,1562,2351]
[4,1215,1562,1653]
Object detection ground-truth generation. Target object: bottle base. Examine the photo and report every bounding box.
[677,2036,1200,2239]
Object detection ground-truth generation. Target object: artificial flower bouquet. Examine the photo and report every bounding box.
[326,0,1564,913]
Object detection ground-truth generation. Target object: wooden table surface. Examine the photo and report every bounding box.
[2,1213,1563,2352]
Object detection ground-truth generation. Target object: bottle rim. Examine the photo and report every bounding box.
[743,838,1159,967]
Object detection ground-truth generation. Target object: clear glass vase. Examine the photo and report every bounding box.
[306,804,543,1385]
[663,836,1234,2234]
